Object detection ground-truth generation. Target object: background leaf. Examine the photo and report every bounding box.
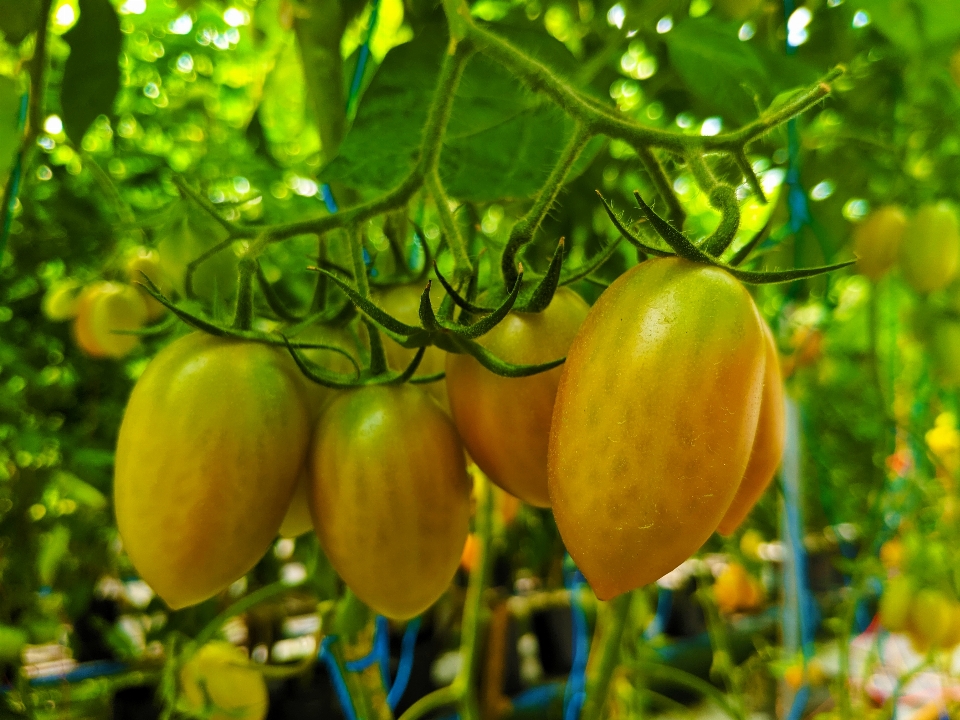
[60,0,122,143]
[0,76,21,182]
[0,0,40,46]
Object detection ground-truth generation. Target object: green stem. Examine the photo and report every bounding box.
[636,145,685,230]
[194,580,301,648]
[501,125,591,288]
[427,169,473,281]
[396,686,459,720]
[232,257,256,331]
[579,592,632,720]
[635,662,740,720]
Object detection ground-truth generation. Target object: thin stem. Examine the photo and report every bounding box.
[232,257,256,330]
[172,175,242,238]
[501,124,591,288]
[396,686,458,720]
[636,146,685,229]
[194,580,300,648]
[348,225,371,299]
[579,592,632,720]
[427,169,473,281]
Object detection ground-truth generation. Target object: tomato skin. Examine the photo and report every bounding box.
[445,288,589,507]
[900,202,960,293]
[310,384,470,619]
[73,282,148,359]
[42,278,82,321]
[713,562,762,614]
[909,588,954,650]
[548,258,765,600]
[879,575,914,632]
[115,333,310,609]
[716,321,785,535]
[374,284,448,406]
[854,206,908,281]
[180,641,268,720]
[278,472,314,538]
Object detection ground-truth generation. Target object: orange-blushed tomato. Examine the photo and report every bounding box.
[374,284,448,406]
[73,282,148,359]
[900,202,960,294]
[548,258,766,600]
[446,287,589,507]
[716,321,785,535]
[125,246,170,320]
[309,384,470,619]
[180,641,268,720]
[115,333,310,609]
[854,205,908,281]
[879,538,904,571]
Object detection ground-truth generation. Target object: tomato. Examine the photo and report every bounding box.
[374,284,448,406]
[309,384,470,619]
[713,0,762,21]
[740,529,764,561]
[156,204,238,303]
[943,601,960,648]
[446,288,589,507]
[853,205,907,281]
[716,322,785,535]
[460,533,480,573]
[115,333,310,609]
[548,258,766,599]
[125,246,170,320]
[900,202,960,294]
[73,282,149,359]
[931,320,960,387]
[180,642,268,720]
[714,562,756,614]
[878,575,913,632]
[879,538,904,571]
[278,473,313,539]
[909,588,954,650]
[41,278,82,321]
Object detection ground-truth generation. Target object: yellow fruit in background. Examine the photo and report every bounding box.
[179,642,268,720]
[73,282,149,359]
[41,278,83,321]
[879,575,914,631]
[926,413,960,473]
[714,562,754,614]
[909,588,954,649]
[740,529,765,561]
[125,246,171,321]
[853,205,908,280]
[879,538,904,570]
[900,202,960,294]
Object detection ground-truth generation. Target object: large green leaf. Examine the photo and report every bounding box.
[60,0,122,143]
[321,24,601,202]
[665,17,819,124]
[0,0,40,46]
[856,0,960,50]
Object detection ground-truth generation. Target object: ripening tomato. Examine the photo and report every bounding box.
[41,278,82,321]
[900,202,960,294]
[115,333,310,609]
[716,322,785,535]
[446,288,589,507]
[548,258,766,599]
[157,204,238,303]
[180,642,268,720]
[73,282,149,359]
[374,284,448,406]
[714,562,761,614]
[278,473,314,539]
[909,588,954,650]
[879,538,905,570]
[879,575,914,632]
[309,384,470,619]
[854,206,908,281]
[125,246,170,320]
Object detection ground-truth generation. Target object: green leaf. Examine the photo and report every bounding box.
[0,0,40,46]
[856,0,960,50]
[322,23,602,201]
[0,76,20,182]
[60,0,122,143]
[665,17,819,124]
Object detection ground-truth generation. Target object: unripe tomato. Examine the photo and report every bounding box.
[115,333,310,609]
[717,321,785,535]
[309,384,471,619]
[931,320,960,388]
[157,205,238,303]
[179,642,268,720]
[446,288,589,507]
[942,601,960,648]
[278,473,313,539]
[900,202,960,294]
[713,0,762,21]
[909,588,954,649]
[740,529,764,560]
[294,323,366,420]
[374,284,448,406]
[879,575,913,632]
[125,246,170,321]
[73,282,149,359]
[549,258,766,599]
[853,206,908,281]
[41,278,82,321]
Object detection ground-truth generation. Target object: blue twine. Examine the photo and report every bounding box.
[319,183,338,213]
[387,616,420,710]
[318,635,358,720]
[645,587,673,639]
[343,616,387,673]
[511,682,564,709]
[346,0,381,119]
[562,559,590,720]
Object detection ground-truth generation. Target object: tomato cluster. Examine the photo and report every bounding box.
[110,239,786,613]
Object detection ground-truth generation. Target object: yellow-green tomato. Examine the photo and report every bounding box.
[931,319,960,387]
[73,282,148,359]
[900,202,960,293]
[445,287,589,507]
[179,642,268,720]
[548,258,766,600]
[854,205,908,281]
[879,575,914,632]
[41,278,83,321]
[115,333,310,609]
[310,384,471,619]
